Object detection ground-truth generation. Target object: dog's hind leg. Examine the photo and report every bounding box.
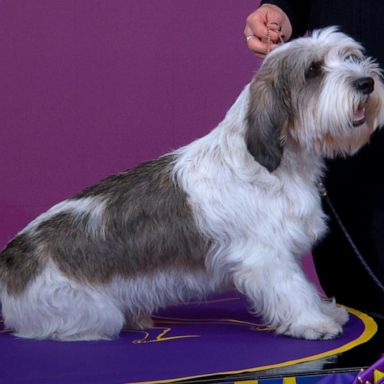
[1,262,125,341]
[233,255,346,340]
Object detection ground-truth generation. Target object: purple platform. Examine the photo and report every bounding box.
[0,291,377,384]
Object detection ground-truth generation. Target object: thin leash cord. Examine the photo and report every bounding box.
[319,182,384,294]
[266,23,285,54]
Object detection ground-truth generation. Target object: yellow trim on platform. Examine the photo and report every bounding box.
[234,381,258,384]
[283,377,297,384]
[127,306,377,384]
[374,369,384,382]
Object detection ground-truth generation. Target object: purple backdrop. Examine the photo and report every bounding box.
[0,1,321,288]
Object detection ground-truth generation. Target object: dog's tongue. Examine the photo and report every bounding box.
[353,106,366,123]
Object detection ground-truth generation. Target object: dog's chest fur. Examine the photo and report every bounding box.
[174,126,327,262]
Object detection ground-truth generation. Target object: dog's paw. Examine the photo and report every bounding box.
[276,317,343,340]
[320,299,349,326]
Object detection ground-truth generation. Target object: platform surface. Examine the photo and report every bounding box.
[0,291,378,384]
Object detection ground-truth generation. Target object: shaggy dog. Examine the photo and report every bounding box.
[1,27,384,341]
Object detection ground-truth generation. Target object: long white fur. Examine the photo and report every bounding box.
[2,262,224,340]
[173,84,338,339]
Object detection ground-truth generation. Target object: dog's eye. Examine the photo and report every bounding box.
[305,62,323,79]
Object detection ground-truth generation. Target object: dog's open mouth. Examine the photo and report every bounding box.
[352,105,367,126]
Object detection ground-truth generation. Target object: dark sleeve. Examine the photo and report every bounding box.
[260,0,311,38]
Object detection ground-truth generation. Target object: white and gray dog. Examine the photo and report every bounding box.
[1,28,384,341]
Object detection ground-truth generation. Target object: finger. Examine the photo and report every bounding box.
[263,7,292,41]
[246,36,267,55]
[246,36,280,57]
[267,29,285,44]
[244,21,284,45]
[268,21,281,31]
[244,24,267,56]
[244,22,269,41]
[267,22,289,42]
[263,6,285,26]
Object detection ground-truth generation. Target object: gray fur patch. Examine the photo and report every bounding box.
[0,154,211,294]
[246,64,290,172]
[0,234,43,294]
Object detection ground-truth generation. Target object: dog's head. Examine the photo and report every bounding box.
[246,27,384,172]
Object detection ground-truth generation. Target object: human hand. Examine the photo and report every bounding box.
[244,4,292,58]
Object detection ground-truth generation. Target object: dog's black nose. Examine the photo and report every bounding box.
[354,77,374,94]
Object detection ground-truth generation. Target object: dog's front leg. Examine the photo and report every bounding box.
[232,255,348,340]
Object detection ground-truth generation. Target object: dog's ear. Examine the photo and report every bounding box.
[246,76,289,172]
